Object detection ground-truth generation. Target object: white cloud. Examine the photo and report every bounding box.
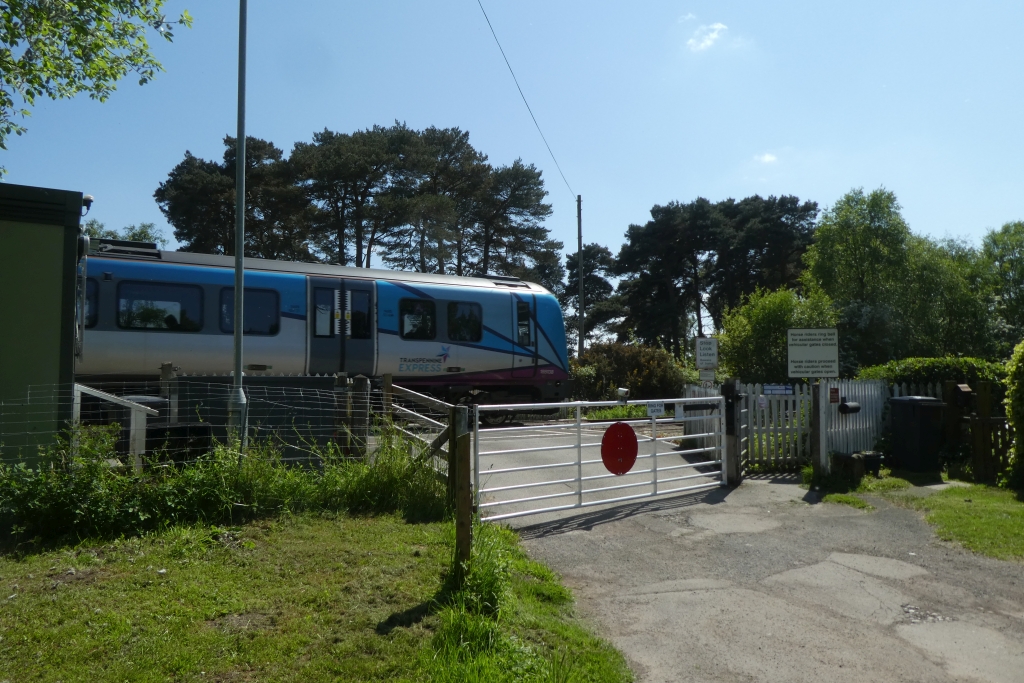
[754,153,777,164]
[678,13,696,22]
[687,23,728,52]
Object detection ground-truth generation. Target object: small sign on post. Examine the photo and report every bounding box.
[696,338,719,370]
[787,328,839,378]
[647,401,665,417]
[829,387,840,404]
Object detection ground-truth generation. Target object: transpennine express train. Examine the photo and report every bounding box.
[76,240,570,404]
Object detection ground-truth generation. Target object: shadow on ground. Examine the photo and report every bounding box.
[515,486,733,541]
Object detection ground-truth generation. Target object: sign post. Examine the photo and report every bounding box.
[696,337,718,388]
[788,328,839,477]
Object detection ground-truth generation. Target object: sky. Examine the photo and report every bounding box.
[5,0,1024,260]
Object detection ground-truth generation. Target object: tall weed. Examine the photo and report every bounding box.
[0,422,447,546]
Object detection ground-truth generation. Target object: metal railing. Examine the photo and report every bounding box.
[473,397,726,521]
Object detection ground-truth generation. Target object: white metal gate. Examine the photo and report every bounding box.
[473,397,726,521]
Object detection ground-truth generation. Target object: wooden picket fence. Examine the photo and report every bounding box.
[738,379,887,470]
[741,384,812,470]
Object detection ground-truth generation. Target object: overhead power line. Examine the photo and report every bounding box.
[475,0,576,200]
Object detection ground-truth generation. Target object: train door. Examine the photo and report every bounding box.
[308,276,342,374]
[511,294,537,378]
[343,279,375,376]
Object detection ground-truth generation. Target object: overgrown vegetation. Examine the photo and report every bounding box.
[1003,340,1024,489]
[0,423,446,547]
[857,356,1006,388]
[718,288,837,383]
[571,342,698,400]
[585,404,650,421]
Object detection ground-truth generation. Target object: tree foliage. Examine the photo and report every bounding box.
[155,136,314,261]
[803,188,1001,372]
[613,195,816,359]
[83,218,167,247]
[156,125,562,284]
[718,289,837,384]
[571,342,697,400]
[0,1,191,155]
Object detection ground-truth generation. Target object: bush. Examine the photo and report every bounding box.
[718,288,837,384]
[857,356,1006,387]
[0,422,447,545]
[1002,342,1024,489]
[571,342,697,400]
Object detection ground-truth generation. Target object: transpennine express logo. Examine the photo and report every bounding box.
[438,345,450,363]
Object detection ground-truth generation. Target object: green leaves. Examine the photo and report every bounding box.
[0,1,192,157]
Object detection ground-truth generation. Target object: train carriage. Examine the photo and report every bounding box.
[76,240,570,404]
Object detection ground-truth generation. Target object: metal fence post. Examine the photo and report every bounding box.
[382,373,393,417]
[473,404,480,510]
[454,405,472,586]
[651,410,658,495]
[576,404,583,507]
[129,407,147,474]
[353,375,370,460]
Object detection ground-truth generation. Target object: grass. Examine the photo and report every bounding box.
[801,465,914,511]
[585,404,649,421]
[801,463,1024,561]
[0,515,632,682]
[820,493,874,510]
[898,485,1024,561]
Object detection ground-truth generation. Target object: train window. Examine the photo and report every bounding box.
[85,278,98,328]
[399,299,435,340]
[350,290,371,339]
[313,288,334,337]
[448,302,482,342]
[117,281,203,331]
[516,301,532,346]
[219,288,280,335]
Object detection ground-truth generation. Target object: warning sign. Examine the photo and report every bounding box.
[601,422,638,475]
[696,338,718,369]
[787,328,839,378]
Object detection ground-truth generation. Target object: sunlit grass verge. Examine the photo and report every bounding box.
[426,522,632,683]
[0,516,632,682]
[0,423,445,549]
[801,465,914,510]
[899,485,1024,561]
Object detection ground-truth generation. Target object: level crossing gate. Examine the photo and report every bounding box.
[473,397,727,521]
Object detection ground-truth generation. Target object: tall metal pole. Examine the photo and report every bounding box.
[229,0,248,437]
[577,195,584,359]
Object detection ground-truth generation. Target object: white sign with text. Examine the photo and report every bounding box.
[788,328,839,378]
[647,401,665,417]
[696,337,719,369]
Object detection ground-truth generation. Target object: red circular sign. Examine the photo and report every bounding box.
[601,422,638,476]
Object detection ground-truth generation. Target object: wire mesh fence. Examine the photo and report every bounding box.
[0,376,410,467]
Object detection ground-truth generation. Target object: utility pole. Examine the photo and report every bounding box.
[577,195,584,359]
[228,0,248,439]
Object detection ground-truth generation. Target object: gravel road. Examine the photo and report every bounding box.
[512,477,1024,683]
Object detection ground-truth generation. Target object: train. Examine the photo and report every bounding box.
[76,239,571,405]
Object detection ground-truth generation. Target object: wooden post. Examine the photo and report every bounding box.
[353,375,370,460]
[973,382,993,482]
[811,382,823,477]
[454,405,472,585]
[942,380,960,451]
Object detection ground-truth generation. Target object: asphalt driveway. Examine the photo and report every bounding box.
[513,476,1024,683]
